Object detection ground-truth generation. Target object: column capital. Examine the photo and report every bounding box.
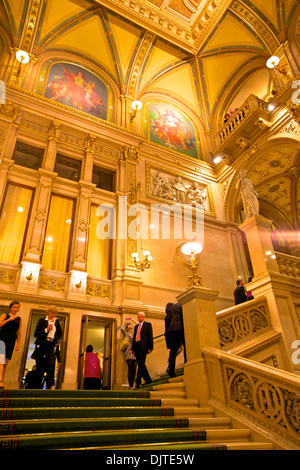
[238,214,273,233]
[177,286,219,304]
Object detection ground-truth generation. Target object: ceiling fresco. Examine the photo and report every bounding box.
[0,0,299,237]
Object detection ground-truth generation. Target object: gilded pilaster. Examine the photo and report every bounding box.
[22,168,57,264]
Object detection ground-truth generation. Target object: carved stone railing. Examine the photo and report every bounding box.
[215,94,268,147]
[203,347,300,449]
[217,297,271,350]
[275,252,300,279]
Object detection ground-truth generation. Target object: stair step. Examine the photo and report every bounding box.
[188,417,231,429]
[160,398,199,407]
[0,406,175,421]
[150,391,186,398]
[0,416,190,435]
[206,428,250,442]
[152,382,185,391]
[173,406,215,417]
[0,428,208,450]
[224,442,274,450]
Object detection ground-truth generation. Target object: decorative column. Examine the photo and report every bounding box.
[238,215,280,279]
[43,122,61,172]
[18,168,57,293]
[177,286,220,405]
[67,180,94,300]
[113,144,144,308]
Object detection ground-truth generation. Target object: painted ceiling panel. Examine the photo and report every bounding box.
[106,13,143,81]
[258,176,292,221]
[47,16,117,78]
[248,147,299,184]
[145,63,199,111]
[202,12,266,52]
[37,0,91,44]
[139,40,190,93]
[200,52,256,111]
[6,0,26,37]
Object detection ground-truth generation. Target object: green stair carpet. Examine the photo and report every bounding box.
[0,388,227,451]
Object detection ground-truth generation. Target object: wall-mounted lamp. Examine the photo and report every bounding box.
[16,50,30,65]
[13,49,30,84]
[177,241,205,288]
[132,250,153,271]
[266,56,280,69]
[213,156,222,165]
[130,100,142,121]
[266,55,288,77]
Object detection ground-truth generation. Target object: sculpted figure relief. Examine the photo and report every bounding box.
[150,171,207,208]
[236,169,259,219]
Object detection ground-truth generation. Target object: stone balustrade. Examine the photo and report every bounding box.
[216,297,271,350]
[275,252,300,279]
[203,346,300,449]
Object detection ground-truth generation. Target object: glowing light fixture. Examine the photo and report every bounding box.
[130,100,142,121]
[177,242,205,288]
[132,250,153,271]
[266,56,280,69]
[16,50,30,64]
[213,156,222,165]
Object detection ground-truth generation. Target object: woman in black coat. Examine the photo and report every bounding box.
[32,306,62,389]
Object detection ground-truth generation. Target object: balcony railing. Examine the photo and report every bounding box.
[215,94,269,148]
[275,252,300,279]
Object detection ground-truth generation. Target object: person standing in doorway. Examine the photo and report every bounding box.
[33,306,62,389]
[131,312,153,388]
[83,345,101,390]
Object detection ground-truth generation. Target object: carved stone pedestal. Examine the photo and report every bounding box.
[177,286,219,405]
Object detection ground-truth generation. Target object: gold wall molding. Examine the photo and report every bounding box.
[86,281,111,299]
[39,275,66,293]
[0,269,17,285]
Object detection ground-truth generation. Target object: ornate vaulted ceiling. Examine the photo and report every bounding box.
[0,0,299,247]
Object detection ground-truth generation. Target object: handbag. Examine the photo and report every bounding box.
[120,336,129,352]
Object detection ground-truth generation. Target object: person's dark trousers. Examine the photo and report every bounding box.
[126,359,137,387]
[135,343,152,387]
[168,331,182,377]
[83,377,101,390]
[35,342,54,389]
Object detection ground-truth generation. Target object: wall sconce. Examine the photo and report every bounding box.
[130,100,142,121]
[177,242,205,288]
[16,50,30,72]
[26,272,33,281]
[132,250,153,271]
[75,280,82,288]
[16,50,30,64]
[266,55,287,76]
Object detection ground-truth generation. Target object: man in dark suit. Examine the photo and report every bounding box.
[165,303,186,378]
[131,311,153,388]
[33,306,62,389]
[234,280,247,305]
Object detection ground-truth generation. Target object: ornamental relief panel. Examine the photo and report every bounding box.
[146,162,215,216]
[225,366,300,441]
